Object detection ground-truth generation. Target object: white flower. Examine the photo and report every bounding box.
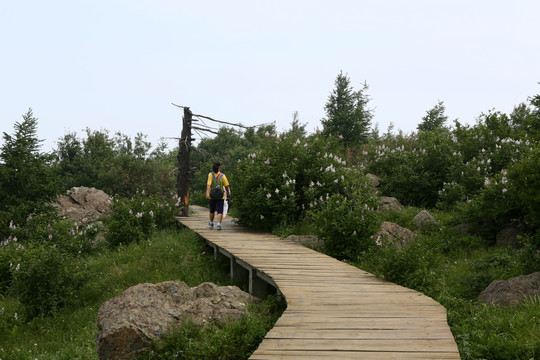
[275,188,280,194]
[260,215,264,219]
[266,193,272,199]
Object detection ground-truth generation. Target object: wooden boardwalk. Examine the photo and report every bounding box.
[178,206,461,359]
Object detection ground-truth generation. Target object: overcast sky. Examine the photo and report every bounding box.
[1,0,539,153]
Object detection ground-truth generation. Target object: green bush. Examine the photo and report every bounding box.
[0,241,18,293]
[309,188,378,260]
[459,145,539,241]
[104,192,179,247]
[361,237,439,292]
[1,213,106,295]
[234,131,361,231]
[518,232,540,274]
[9,245,84,318]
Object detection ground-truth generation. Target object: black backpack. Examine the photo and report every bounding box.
[209,172,224,200]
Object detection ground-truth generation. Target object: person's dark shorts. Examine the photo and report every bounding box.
[209,199,224,214]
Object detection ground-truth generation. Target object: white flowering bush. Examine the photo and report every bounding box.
[233,131,363,231]
[0,212,106,298]
[459,146,540,241]
[361,130,461,207]
[104,191,178,247]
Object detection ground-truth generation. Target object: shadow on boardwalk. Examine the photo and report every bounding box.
[178,206,461,360]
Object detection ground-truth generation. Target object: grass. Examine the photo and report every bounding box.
[0,229,284,360]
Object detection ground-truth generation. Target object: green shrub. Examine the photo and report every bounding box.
[1,213,106,295]
[518,232,540,274]
[234,131,352,230]
[0,241,19,293]
[361,237,439,292]
[105,192,178,247]
[9,245,84,318]
[458,152,539,241]
[309,188,378,260]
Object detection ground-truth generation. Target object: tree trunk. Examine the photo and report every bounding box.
[176,107,192,216]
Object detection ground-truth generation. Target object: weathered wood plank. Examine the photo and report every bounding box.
[249,350,460,359]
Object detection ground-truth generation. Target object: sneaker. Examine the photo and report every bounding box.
[217,223,222,230]
[208,221,214,228]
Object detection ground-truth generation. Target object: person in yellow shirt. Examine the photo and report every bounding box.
[206,162,231,230]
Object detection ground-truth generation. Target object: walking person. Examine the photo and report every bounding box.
[206,162,231,230]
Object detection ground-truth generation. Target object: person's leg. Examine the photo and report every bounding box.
[209,200,216,226]
[216,200,224,229]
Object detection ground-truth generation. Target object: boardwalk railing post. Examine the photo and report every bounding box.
[231,258,249,287]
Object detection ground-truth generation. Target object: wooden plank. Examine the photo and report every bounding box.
[264,328,454,340]
[249,350,460,359]
[254,338,459,352]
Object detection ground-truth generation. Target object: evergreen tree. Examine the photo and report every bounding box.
[0,109,60,226]
[417,100,448,132]
[322,71,373,148]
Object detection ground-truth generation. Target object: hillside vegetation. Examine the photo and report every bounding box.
[1,78,539,358]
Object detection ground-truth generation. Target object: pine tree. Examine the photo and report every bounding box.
[417,100,448,132]
[322,71,373,149]
[0,109,60,224]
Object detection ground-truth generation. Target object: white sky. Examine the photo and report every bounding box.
[1,0,539,153]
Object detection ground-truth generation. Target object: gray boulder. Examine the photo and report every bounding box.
[376,196,404,212]
[413,210,436,230]
[495,226,521,248]
[365,173,381,193]
[375,221,417,248]
[53,186,111,225]
[478,272,540,306]
[451,223,470,236]
[96,281,255,360]
[285,235,324,251]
